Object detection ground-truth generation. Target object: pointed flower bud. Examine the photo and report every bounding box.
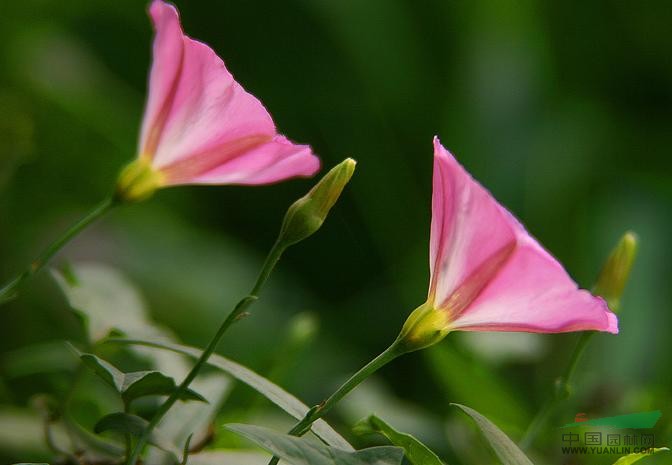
[278,158,356,247]
[593,231,638,313]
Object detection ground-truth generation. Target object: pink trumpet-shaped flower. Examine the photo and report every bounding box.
[116,0,320,201]
[399,138,617,351]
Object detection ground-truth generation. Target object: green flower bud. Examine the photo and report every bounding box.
[115,157,165,203]
[395,302,451,353]
[278,158,356,247]
[593,231,638,313]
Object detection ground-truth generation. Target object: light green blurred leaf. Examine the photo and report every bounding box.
[110,338,353,451]
[613,447,669,465]
[79,352,205,404]
[353,414,444,465]
[52,264,166,344]
[226,423,403,465]
[452,404,533,465]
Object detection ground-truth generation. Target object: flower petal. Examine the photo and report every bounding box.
[429,137,517,308]
[140,1,319,184]
[139,0,185,158]
[166,135,320,185]
[451,242,618,333]
[430,137,617,334]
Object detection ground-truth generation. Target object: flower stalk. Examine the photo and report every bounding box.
[126,159,355,465]
[125,239,286,465]
[0,196,117,305]
[267,339,407,465]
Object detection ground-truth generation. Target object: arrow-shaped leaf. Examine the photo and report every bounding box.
[79,352,204,404]
[354,414,444,465]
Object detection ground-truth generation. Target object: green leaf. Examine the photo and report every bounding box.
[451,404,534,465]
[354,414,444,465]
[108,338,353,451]
[79,352,205,404]
[94,413,176,454]
[121,371,205,404]
[613,447,669,465]
[226,423,403,465]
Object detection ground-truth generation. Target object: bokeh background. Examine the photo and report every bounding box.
[1,0,671,464]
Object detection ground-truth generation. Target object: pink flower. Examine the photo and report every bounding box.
[399,138,617,350]
[116,0,319,201]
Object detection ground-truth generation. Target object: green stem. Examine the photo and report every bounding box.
[0,196,116,304]
[519,331,595,450]
[267,340,405,465]
[125,240,287,465]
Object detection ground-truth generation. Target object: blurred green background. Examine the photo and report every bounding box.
[1,0,671,464]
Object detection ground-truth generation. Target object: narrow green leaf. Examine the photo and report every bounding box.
[79,352,205,404]
[452,404,534,465]
[226,423,403,465]
[108,338,353,451]
[613,447,669,465]
[354,414,444,465]
[94,412,176,454]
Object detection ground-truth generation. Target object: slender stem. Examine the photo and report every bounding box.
[519,331,595,450]
[125,240,287,465]
[267,340,405,465]
[0,196,116,304]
